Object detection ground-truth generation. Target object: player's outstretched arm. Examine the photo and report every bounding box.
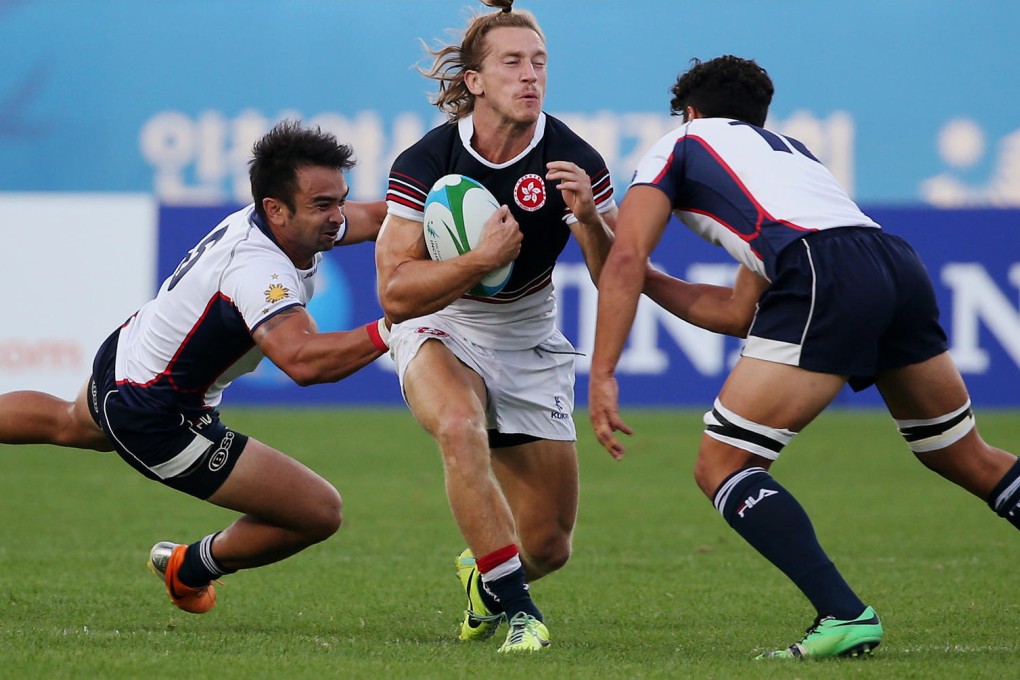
[254,306,388,386]
[589,186,669,458]
[643,264,768,338]
[338,200,388,244]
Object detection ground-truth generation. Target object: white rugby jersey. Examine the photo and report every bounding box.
[387,113,615,349]
[115,205,340,414]
[631,117,879,280]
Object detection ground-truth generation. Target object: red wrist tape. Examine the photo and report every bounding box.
[366,319,388,352]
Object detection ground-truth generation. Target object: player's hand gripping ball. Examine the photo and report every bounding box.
[423,174,514,297]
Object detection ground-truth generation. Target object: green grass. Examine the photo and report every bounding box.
[1,408,1017,678]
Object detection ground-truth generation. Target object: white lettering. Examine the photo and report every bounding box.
[554,261,739,376]
[738,488,778,517]
[139,110,856,203]
[942,263,1020,372]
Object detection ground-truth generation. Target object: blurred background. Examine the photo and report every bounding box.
[1,0,1017,407]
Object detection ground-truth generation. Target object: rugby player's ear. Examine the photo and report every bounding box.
[465,69,484,96]
[263,197,286,226]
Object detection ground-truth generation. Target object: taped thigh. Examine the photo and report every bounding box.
[703,398,797,461]
[895,400,975,453]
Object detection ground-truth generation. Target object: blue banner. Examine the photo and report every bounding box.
[158,207,1020,408]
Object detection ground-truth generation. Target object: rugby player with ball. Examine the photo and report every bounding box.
[376,0,616,654]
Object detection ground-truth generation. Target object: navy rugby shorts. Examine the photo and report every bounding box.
[742,227,948,391]
[87,329,248,499]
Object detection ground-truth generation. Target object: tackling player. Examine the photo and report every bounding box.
[589,55,1020,659]
[0,120,390,615]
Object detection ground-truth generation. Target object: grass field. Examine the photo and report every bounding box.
[1,407,1017,679]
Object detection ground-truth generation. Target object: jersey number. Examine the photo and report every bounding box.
[729,121,820,162]
[168,226,227,291]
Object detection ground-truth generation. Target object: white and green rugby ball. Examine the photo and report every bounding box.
[423,174,514,297]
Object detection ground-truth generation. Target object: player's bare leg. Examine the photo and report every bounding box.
[491,438,577,580]
[877,352,1020,527]
[403,339,546,648]
[205,439,343,567]
[0,380,111,450]
[403,340,519,559]
[148,438,342,613]
[693,357,881,658]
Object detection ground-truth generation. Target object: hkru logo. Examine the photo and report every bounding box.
[514,174,546,212]
[208,431,235,471]
[414,327,449,338]
[737,488,777,517]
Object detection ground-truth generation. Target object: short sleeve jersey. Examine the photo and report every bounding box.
[115,205,336,415]
[386,112,615,348]
[630,117,879,281]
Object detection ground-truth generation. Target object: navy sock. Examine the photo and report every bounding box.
[477,547,542,622]
[178,533,235,588]
[477,576,501,614]
[987,458,1020,530]
[713,467,865,620]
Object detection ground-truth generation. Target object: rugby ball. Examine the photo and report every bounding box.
[423,174,514,297]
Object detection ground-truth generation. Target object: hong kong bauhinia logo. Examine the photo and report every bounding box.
[514,174,546,212]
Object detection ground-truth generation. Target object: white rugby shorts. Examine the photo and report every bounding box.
[389,315,577,441]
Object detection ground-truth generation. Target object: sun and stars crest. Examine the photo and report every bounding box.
[263,274,291,304]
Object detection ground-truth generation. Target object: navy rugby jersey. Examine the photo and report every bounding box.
[386,112,615,348]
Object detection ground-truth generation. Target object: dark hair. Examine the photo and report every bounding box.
[669,55,774,127]
[419,0,545,120]
[249,119,355,220]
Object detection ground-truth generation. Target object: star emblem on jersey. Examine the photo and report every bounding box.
[264,283,291,303]
[514,173,546,212]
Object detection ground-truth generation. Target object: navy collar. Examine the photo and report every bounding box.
[249,207,282,249]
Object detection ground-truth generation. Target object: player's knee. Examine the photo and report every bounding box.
[522,532,572,578]
[435,416,488,466]
[696,398,792,494]
[692,454,721,497]
[49,401,101,448]
[895,400,975,454]
[302,483,343,544]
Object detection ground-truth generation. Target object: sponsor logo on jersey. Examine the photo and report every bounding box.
[264,282,291,303]
[514,173,546,212]
[737,488,778,517]
[208,430,235,471]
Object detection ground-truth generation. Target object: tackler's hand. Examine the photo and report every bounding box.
[588,372,633,460]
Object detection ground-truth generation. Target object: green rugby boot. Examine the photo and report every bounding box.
[755,606,883,660]
[497,612,550,653]
[456,549,505,641]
